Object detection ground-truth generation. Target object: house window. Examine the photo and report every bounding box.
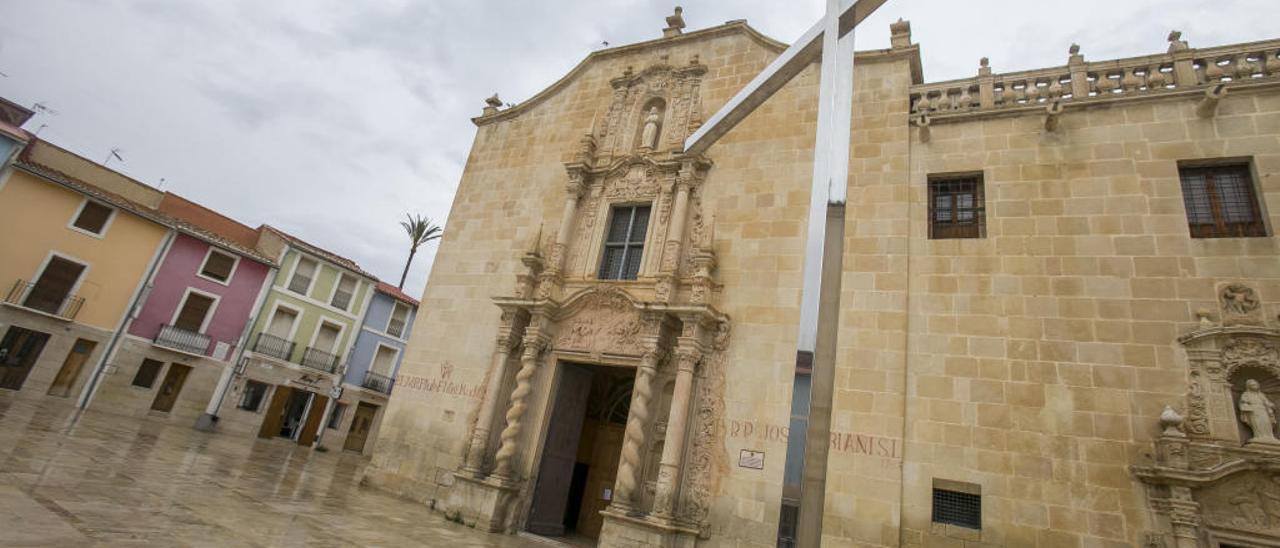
[173,291,216,333]
[199,249,238,284]
[24,256,87,316]
[327,403,346,429]
[71,200,114,235]
[386,302,411,338]
[598,205,651,280]
[331,274,356,311]
[132,359,164,388]
[1179,163,1267,238]
[932,481,981,530]
[288,257,317,295]
[239,380,269,411]
[929,176,985,239]
[371,345,398,376]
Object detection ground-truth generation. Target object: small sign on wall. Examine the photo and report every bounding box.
[738,449,765,470]
[213,342,230,361]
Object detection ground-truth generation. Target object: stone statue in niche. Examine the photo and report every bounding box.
[640,106,662,151]
[1240,379,1279,444]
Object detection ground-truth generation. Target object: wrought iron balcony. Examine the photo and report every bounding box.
[300,346,340,373]
[5,280,85,320]
[252,332,295,361]
[154,324,211,356]
[361,371,395,395]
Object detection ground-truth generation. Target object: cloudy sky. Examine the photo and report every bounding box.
[1,0,1276,297]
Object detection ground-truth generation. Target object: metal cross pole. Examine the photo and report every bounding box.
[683,1,886,546]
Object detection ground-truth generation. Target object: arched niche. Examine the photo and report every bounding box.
[634,98,666,152]
[1229,366,1280,443]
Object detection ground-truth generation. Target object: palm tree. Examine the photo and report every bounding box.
[398,214,442,289]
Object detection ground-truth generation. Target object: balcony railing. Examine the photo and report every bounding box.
[300,346,340,373]
[386,318,406,338]
[253,332,295,361]
[362,371,395,395]
[5,280,85,320]
[154,324,211,356]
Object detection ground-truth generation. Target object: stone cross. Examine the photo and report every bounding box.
[683,1,887,546]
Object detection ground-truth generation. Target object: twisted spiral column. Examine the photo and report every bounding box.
[611,349,659,514]
[462,331,517,476]
[491,335,545,482]
[653,345,700,519]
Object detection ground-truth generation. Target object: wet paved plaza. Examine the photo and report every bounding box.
[0,397,546,547]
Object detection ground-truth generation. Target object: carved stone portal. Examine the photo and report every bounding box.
[1137,324,1280,547]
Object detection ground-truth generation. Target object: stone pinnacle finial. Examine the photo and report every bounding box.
[1069,43,1080,56]
[890,18,912,49]
[980,57,989,68]
[483,93,503,115]
[1159,405,1186,437]
[663,6,686,38]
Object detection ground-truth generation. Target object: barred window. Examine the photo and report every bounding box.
[932,485,981,530]
[598,205,650,280]
[1179,164,1266,238]
[928,176,985,239]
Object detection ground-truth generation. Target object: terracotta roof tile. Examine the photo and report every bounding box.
[260,224,376,279]
[375,281,420,307]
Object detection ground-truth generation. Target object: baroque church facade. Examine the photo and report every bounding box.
[364,9,1280,548]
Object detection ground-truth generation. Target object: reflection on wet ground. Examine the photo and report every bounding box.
[0,397,544,547]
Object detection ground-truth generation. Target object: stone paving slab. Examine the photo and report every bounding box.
[0,397,545,547]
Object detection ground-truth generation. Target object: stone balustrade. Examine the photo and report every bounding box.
[910,35,1280,120]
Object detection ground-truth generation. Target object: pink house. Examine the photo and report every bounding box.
[127,232,272,358]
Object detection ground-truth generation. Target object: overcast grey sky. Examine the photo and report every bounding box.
[1,0,1276,298]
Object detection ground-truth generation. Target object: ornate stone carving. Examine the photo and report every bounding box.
[1224,338,1280,376]
[1239,379,1279,444]
[1187,369,1211,436]
[603,163,661,202]
[552,287,645,357]
[1221,283,1262,325]
[1198,472,1280,536]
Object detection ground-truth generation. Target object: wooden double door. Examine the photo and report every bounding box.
[257,385,329,446]
[527,363,632,540]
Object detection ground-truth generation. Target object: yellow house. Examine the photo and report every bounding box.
[0,139,171,402]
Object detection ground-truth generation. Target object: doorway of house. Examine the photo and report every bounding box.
[278,388,313,439]
[257,385,328,446]
[150,363,191,412]
[344,401,378,453]
[0,326,51,391]
[527,362,634,542]
[47,338,96,397]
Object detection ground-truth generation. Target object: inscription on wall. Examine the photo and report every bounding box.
[396,366,483,400]
[727,419,901,459]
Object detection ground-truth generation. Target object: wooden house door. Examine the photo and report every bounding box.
[47,339,96,397]
[343,402,378,453]
[150,364,191,412]
[297,394,329,446]
[258,386,292,438]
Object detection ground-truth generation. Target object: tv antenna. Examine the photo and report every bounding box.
[32,102,59,116]
[103,147,124,166]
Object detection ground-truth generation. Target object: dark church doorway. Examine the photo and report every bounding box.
[527,362,634,542]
